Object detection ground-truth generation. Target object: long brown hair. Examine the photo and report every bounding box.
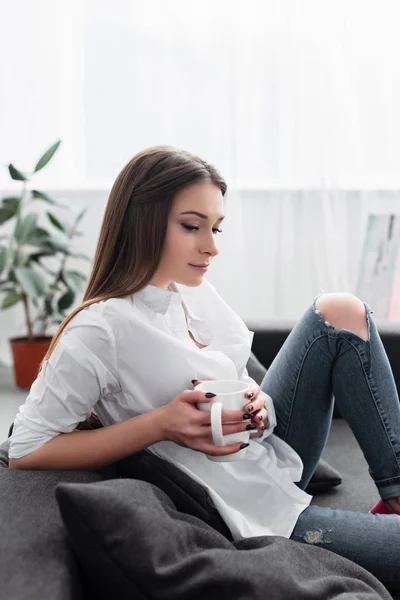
[38,145,227,430]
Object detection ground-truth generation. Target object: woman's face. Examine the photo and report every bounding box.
[150,181,225,289]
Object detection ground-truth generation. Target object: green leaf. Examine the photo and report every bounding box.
[69,207,86,236]
[8,270,17,283]
[25,234,68,258]
[25,227,51,247]
[31,190,57,205]
[74,207,86,226]
[58,290,75,311]
[47,284,60,293]
[34,243,59,257]
[71,270,87,280]
[0,207,15,225]
[14,267,47,297]
[2,196,20,212]
[14,248,30,267]
[0,285,15,292]
[8,164,27,181]
[15,213,38,244]
[1,290,24,309]
[29,250,54,263]
[31,227,50,238]
[0,197,20,225]
[0,246,8,274]
[34,140,61,173]
[43,235,69,253]
[44,296,53,316]
[34,262,56,277]
[67,251,92,262]
[46,211,66,232]
[64,270,86,293]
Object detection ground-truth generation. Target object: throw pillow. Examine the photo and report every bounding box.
[246,350,269,385]
[55,478,391,600]
[109,448,233,540]
[305,458,342,494]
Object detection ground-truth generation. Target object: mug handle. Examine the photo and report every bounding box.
[210,402,224,446]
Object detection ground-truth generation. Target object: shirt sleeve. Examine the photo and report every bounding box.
[237,365,277,445]
[8,311,121,460]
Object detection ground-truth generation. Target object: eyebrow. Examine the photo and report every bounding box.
[179,211,225,222]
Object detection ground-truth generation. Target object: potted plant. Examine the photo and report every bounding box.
[0,140,91,388]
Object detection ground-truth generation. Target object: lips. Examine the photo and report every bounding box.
[189,264,209,271]
[189,264,210,267]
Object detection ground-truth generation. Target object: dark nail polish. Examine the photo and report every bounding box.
[246,391,254,399]
[191,379,198,384]
[243,413,253,420]
[246,424,257,430]
[205,392,216,398]
[240,443,250,449]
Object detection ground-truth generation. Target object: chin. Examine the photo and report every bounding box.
[174,273,205,288]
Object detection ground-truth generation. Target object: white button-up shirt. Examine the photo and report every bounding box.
[9,278,311,539]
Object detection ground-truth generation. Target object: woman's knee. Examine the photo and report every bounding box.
[315,293,368,341]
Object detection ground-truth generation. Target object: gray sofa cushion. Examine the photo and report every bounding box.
[246,350,269,385]
[0,439,103,600]
[55,477,391,600]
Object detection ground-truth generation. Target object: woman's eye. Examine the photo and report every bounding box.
[182,224,223,234]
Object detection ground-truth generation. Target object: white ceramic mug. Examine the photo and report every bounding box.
[196,379,252,462]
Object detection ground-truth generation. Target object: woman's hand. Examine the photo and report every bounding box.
[192,379,268,438]
[159,384,256,456]
[241,382,269,436]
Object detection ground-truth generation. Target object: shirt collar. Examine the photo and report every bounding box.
[134,281,183,315]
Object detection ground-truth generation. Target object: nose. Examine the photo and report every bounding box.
[203,234,219,258]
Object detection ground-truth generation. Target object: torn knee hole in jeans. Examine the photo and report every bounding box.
[313,306,336,330]
[312,295,373,341]
[313,295,336,330]
[301,528,333,545]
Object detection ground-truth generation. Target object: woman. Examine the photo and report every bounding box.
[8,146,400,591]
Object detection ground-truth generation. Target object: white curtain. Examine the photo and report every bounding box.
[3,0,400,188]
[1,0,400,364]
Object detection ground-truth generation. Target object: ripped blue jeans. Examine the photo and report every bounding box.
[260,297,400,592]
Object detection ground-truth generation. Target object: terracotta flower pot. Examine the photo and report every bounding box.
[9,337,52,390]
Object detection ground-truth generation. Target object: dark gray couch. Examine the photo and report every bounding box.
[1,320,400,599]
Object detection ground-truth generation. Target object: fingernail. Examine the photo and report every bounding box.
[243,413,253,420]
[240,443,250,449]
[246,391,254,399]
[246,424,257,430]
[246,404,254,412]
[258,415,263,421]
[205,392,216,398]
[191,379,198,384]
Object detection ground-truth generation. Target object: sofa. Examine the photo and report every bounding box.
[1,320,400,600]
